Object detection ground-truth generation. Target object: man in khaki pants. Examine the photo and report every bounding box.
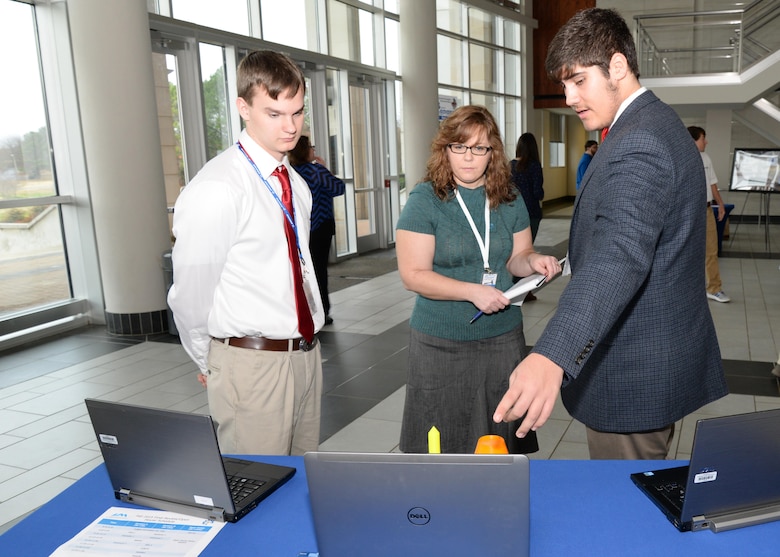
[169,51,324,456]
[688,126,730,303]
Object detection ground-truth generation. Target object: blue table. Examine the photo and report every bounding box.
[2,456,779,556]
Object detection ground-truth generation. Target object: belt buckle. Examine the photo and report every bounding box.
[298,338,313,352]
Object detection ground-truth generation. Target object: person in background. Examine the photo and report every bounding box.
[510,132,545,301]
[576,140,598,191]
[168,50,324,456]
[289,135,346,324]
[688,126,730,303]
[493,8,727,460]
[511,133,545,241]
[396,105,561,454]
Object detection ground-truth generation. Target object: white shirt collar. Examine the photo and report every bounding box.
[606,86,647,133]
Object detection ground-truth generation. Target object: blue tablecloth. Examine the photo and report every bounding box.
[2,456,779,556]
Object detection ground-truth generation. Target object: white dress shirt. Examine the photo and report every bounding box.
[700,151,717,203]
[168,129,324,372]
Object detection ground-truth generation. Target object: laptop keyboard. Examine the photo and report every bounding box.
[653,480,685,512]
[227,475,266,505]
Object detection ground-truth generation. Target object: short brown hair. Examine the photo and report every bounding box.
[237,50,305,104]
[545,8,640,83]
[424,105,515,208]
[687,126,706,141]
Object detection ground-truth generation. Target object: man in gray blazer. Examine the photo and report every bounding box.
[494,8,728,459]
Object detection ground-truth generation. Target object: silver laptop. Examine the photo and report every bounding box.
[304,451,530,557]
[85,398,295,522]
[631,408,780,532]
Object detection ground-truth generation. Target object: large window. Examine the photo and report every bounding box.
[0,1,70,319]
[436,0,525,158]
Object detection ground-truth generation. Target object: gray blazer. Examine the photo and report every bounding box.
[534,90,728,433]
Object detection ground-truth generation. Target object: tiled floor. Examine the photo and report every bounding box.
[0,202,778,536]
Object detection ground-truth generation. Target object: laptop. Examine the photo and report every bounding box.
[631,408,780,533]
[304,451,530,557]
[84,398,296,522]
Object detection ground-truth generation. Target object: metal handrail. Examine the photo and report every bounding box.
[634,0,780,77]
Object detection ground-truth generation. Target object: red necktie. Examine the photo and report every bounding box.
[273,166,315,343]
[601,126,609,142]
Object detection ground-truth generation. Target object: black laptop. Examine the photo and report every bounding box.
[631,408,780,532]
[84,398,296,522]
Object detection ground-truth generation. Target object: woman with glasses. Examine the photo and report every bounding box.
[396,105,561,454]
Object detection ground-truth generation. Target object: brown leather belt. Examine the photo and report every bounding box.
[213,335,317,352]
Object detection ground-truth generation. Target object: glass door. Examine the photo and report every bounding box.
[349,81,381,253]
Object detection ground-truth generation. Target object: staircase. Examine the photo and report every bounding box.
[634,0,780,145]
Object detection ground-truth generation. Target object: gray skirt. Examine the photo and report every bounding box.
[400,324,539,454]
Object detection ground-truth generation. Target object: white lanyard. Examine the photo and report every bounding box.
[454,189,491,272]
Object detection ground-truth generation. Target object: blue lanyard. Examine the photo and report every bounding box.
[236,141,303,257]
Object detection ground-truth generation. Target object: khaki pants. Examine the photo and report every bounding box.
[206,338,322,456]
[586,423,675,460]
[705,206,722,293]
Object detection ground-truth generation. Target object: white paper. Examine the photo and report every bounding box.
[506,257,567,306]
[50,506,226,557]
[505,273,546,306]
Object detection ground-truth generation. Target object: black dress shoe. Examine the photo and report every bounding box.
[324,316,334,325]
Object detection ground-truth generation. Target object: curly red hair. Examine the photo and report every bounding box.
[424,105,515,208]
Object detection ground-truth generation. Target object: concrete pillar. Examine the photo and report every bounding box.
[67,0,171,334]
[399,0,439,190]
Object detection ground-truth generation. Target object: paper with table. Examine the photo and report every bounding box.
[49,506,225,557]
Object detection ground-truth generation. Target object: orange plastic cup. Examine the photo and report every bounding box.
[474,434,509,454]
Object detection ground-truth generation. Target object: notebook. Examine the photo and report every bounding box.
[631,408,780,532]
[84,398,296,522]
[304,451,530,557]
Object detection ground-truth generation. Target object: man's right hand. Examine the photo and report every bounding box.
[493,353,564,437]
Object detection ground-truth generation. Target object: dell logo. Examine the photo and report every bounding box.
[407,507,431,525]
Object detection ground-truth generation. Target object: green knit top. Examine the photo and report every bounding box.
[396,181,531,341]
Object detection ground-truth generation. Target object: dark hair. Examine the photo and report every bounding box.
[237,50,306,104]
[514,133,540,171]
[585,140,598,150]
[288,135,312,166]
[424,105,515,208]
[545,8,640,82]
[687,126,706,141]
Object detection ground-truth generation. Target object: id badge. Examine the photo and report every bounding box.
[481,272,497,286]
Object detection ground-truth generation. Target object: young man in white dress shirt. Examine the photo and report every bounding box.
[688,126,730,303]
[168,50,324,456]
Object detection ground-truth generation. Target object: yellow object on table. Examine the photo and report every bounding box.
[427,426,441,453]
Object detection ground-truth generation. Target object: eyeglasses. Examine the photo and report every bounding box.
[447,143,492,156]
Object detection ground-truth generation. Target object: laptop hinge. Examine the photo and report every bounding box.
[692,503,780,533]
[118,488,227,522]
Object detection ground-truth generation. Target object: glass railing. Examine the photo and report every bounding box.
[635,0,780,77]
